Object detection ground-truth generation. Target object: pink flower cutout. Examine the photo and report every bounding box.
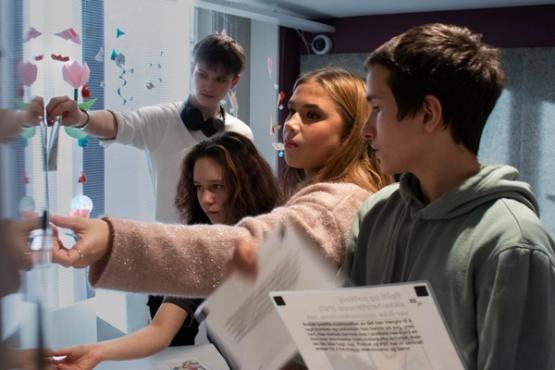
[62,61,90,89]
[55,28,81,45]
[17,62,38,86]
[24,27,42,42]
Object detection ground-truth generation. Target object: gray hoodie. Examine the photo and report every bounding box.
[344,165,555,370]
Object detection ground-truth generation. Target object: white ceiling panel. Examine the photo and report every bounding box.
[217,0,555,18]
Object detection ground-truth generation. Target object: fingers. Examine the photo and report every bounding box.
[45,353,67,369]
[17,216,41,234]
[51,241,82,268]
[231,240,258,279]
[50,216,110,269]
[46,348,66,357]
[47,346,78,362]
[50,215,86,233]
[25,96,45,125]
[28,95,44,108]
[51,223,60,239]
[50,225,83,268]
[16,217,40,270]
[45,96,78,125]
[47,346,74,357]
[7,218,39,271]
[48,345,95,370]
[17,250,33,272]
[50,215,85,267]
[45,96,72,115]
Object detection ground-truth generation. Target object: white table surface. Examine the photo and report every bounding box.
[95,343,231,370]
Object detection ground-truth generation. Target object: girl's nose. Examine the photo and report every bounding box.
[200,191,214,205]
[283,113,300,134]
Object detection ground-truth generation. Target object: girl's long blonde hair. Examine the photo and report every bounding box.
[283,67,390,196]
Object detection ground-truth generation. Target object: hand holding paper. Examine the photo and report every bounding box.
[196,225,342,370]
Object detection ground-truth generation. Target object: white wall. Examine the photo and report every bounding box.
[101,0,193,334]
[249,20,279,172]
[104,0,192,223]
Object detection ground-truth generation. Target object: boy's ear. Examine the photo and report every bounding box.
[422,95,443,133]
[231,75,241,89]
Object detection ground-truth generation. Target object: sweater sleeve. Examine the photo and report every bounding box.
[89,182,370,297]
[476,246,555,370]
[103,103,181,151]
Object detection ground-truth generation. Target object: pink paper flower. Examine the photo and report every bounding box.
[17,62,38,86]
[62,61,90,89]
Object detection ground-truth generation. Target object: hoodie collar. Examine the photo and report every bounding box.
[398,165,539,220]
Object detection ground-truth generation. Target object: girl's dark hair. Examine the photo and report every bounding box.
[175,132,281,224]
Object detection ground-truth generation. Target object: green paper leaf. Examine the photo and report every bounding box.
[20,127,36,139]
[78,98,97,111]
[16,100,29,110]
[64,126,88,139]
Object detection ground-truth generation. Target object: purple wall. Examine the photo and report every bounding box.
[277,4,555,173]
[314,4,555,54]
[277,27,302,176]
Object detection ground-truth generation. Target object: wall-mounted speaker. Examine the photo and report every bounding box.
[311,34,332,55]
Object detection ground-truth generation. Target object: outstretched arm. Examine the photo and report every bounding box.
[51,217,111,269]
[52,303,187,370]
[51,183,370,298]
[46,96,117,139]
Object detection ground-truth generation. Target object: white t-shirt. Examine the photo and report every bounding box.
[103,101,253,223]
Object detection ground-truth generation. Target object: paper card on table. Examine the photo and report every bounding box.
[270,282,465,370]
[163,357,211,370]
[195,225,343,370]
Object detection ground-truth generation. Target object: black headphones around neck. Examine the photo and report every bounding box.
[180,98,225,137]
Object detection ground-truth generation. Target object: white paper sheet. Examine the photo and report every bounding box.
[271,282,465,370]
[195,225,342,370]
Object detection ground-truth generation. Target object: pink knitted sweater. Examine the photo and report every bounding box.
[89,182,370,297]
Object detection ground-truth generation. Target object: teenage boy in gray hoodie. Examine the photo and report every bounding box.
[343,23,555,370]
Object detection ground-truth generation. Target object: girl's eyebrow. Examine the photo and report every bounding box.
[287,101,320,110]
[194,179,225,184]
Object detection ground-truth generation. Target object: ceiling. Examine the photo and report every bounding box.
[224,0,555,18]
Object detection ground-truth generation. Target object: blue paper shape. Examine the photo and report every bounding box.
[116,28,125,38]
[78,137,89,148]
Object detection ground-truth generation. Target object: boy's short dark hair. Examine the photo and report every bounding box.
[193,33,246,76]
[365,23,505,154]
